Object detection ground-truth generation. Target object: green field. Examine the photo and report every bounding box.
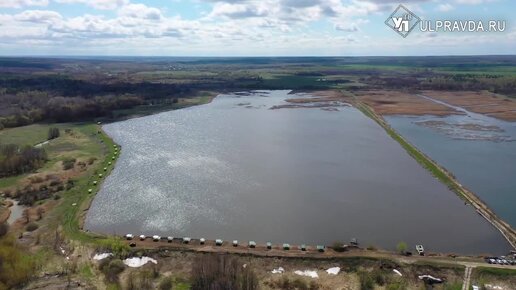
[0,123,71,147]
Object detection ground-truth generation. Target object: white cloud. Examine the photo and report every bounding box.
[437,3,454,11]
[54,0,128,10]
[0,0,48,8]
[118,4,163,20]
[208,2,269,19]
[14,10,62,23]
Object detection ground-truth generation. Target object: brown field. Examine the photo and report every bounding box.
[287,90,352,103]
[422,90,516,121]
[354,90,461,117]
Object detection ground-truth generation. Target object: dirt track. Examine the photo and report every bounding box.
[125,237,516,271]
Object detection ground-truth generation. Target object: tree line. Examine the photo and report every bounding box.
[0,144,47,177]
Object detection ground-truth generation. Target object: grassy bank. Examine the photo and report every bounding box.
[470,267,516,289]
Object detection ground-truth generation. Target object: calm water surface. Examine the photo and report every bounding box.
[386,94,516,229]
[85,91,510,254]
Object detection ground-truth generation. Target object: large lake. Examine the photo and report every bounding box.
[85,91,510,254]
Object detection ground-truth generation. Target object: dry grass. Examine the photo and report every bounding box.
[355,90,460,117]
[422,90,516,121]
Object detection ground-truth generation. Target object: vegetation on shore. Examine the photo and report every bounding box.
[1,56,516,129]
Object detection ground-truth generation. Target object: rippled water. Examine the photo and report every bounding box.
[85,91,510,254]
[386,94,516,229]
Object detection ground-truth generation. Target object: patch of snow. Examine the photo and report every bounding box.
[123,257,157,268]
[271,267,285,274]
[93,253,113,260]
[418,275,442,282]
[393,269,402,276]
[294,270,319,278]
[326,267,340,275]
[485,285,505,290]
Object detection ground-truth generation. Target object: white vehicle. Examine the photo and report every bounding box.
[167,236,174,243]
[139,235,146,241]
[125,234,134,240]
[152,235,161,242]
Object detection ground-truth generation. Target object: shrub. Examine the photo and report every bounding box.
[48,127,60,140]
[332,241,347,252]
[191,254,258,290]
[371,270,386,286]
[358,271,375,290]
[88,157,97,165]
[99,259,125,283]
[386,281,407,290]
[62,158,76,170]
[396,242,407,254]
[26,222,39,232]
[0,236,38,288]
[99,237,130,257]
[0,222,8,237]
[158,277,173,290]
[49,179,62,187]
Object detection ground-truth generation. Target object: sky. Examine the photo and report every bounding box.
[0,0,514,56]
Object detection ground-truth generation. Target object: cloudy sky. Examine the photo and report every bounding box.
[0,0,514,56]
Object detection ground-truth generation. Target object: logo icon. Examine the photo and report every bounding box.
[385,4,421,38]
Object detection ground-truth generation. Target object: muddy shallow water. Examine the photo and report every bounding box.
[85,91,510,254]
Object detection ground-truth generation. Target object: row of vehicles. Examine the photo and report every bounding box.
[485,256,516,265]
